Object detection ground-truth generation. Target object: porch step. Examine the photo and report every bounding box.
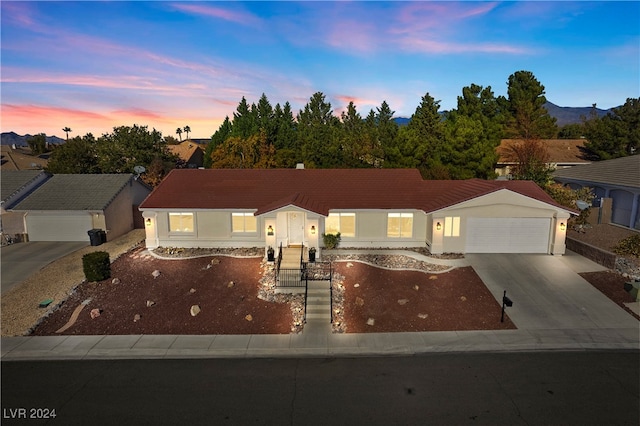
[304,286,332,326]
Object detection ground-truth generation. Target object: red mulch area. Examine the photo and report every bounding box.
[31,250,294,335]
[335,263,516,333]
[579,271,639,321]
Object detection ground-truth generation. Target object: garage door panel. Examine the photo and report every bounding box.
[466,218,550,253]
[27,215,93,241]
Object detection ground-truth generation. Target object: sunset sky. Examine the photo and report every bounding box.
[1,1,638,139]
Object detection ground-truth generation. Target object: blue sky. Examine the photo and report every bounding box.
[1,1,638,139]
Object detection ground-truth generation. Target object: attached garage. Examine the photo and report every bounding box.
[26,213,93,241]
[465,217,551,253]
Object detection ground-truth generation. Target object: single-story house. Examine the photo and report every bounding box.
[1,170,50,237]
[0,145,49,171]
[495,139,591,178]
[139,168,574,257]
[167,141,205,168]
[553,155,640,230]
[9,174,151,241]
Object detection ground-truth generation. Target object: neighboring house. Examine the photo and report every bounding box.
[167,141,205,168]
[553,155,640,230]
[139,168,573,257]
[1,170,50,236]
[495,139,591,178]
[9,174,151,241]
[0,145,49,171]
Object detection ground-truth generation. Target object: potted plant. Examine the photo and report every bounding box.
[267,246,275,262]
[308,247,316,263]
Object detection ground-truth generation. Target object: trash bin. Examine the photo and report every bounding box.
[88,229,103,246]
[98,229,107,244]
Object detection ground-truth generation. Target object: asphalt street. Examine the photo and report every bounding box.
[2,351,638,425]
[1,242,87,293]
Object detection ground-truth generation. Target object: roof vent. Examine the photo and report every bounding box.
[296,163,305,169]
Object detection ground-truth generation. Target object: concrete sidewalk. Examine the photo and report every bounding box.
[2,251,638,360]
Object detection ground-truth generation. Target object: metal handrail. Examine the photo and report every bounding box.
[303,262,308,323]
[329,262,333,323]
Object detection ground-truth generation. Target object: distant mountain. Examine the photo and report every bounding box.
[393,101,615,128]
[543,102,611,127]
[1,132,65,146]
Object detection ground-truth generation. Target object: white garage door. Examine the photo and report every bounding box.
[466,218,550,253]
[27,214,93,241]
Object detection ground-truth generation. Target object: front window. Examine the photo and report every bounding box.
[444,216,460,237]
[325,213,356,237]
[232,212,257,233]
[169,212,194,232]
[387,213,413,238]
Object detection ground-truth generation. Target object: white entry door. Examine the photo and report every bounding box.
[288,212,304,246]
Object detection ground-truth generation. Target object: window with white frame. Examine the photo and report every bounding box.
[232,212,257,233]
[444,216,460,237]
[169,212,194,233]
[387,213,413,238]
[325,213,356,237]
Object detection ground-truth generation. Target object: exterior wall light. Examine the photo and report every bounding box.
[145,218,152,227]
[310,225,316,235]
[560,222,566,231]
[267,225,274,236]
[436,222,442,231]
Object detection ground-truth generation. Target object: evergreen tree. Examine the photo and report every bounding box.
[204,116,232,168]
[231,97,258,139]
[502,70,557,139]
[584,98,639,159]
[403,93,447,178]
[297,92,340,167]
[26,133,47,155]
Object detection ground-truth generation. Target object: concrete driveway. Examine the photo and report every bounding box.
[1,241,88,294]
[466,253,638,330]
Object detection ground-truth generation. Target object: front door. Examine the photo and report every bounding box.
[288,212,304,246]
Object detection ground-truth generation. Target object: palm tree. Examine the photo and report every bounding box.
[183,125,191,140]
[176,127,183,141]
[62,127,72,141]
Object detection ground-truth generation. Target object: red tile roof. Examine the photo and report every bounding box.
[139,168,571,214]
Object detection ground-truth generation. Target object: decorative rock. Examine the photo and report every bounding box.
[189,288,196,294]
[111,278,121,285]
[354,283,360,288]
[190,305,201,316]
[346,262,354,268]
[211,258,221,265]
[227,281,235,288]
[418,313,428,319]
[460,296,467,302]
[152,270,161,278]
[429,275,438,280]
[134,314,141,322]
[146,300,155,307]
[355,297,364,306]
[413,285,420,291]
[245,314,253,321]
[366,318,375,326]
[90,308,101,319]
[397,299,409,305]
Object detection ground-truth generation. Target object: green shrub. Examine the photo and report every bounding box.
[82,251,111,282]
[614,235,640,258]
[322,232,341,249]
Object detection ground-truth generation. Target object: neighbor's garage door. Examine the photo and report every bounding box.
[466,218,550,253]
[26,214,93,241]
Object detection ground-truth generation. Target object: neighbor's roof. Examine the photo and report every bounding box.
[497,139,590,164]
[1,170,49,203]
[553,155,640,189]
[11,174,137,211]
[139,168,571,215]
[167,141,203,162]
[0,145,49,171]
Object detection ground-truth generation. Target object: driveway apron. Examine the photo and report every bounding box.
[466,254,638,330]
[1,241,88,294]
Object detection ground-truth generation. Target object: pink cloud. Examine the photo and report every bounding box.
[170,3,262,27]
[399,37,530,55]
[326,20,378,53]
[1,2,37,29]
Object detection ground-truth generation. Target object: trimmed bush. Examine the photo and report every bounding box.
[82,251,111,282]
[614,235,640,258]
[322,232,341,249]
